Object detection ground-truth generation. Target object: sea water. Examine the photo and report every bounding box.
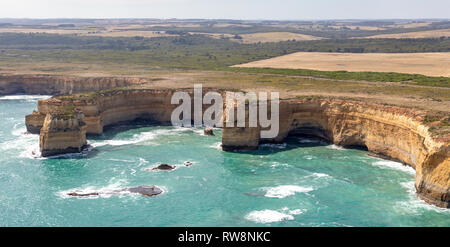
[0,96,449,227]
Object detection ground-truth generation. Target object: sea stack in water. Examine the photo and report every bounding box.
[152,164,176,171]
[204,127,214,136]
[39,111,87,157]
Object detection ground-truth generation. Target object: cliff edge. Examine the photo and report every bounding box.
[25,90,449,208]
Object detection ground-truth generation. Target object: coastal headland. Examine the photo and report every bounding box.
[2,74,445,208]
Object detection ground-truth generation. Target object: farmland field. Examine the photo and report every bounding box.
[363,28,450,39]
[234,52,450,77]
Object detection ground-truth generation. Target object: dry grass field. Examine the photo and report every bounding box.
[330,25,386,31]
[192,32,322,43]
[386,21,434,29]
[363,28,450,39]
[234,52,450,77]
[236,32,322,43]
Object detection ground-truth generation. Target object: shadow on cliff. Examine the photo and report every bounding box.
[88,118,170,141]
[227,135,335,156]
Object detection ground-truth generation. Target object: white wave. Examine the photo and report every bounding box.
[281,207,304,215]
[11,125,27,136]
[260,143,287,149]
[287,209,303,215]
[19,142,41,159]
[137,157,149,167]
[107,158,134,163]
[245,210,294,223]
[304,155,314,160]
[210,142,222,150]
[192,128,205,136]
[264,185,314,198]
[90,127,191,147]
[328,144,345,150]
[270,162,290,168]
[312,172,330,178]
[0,95,51,101]
[396,181,450,214]
[372,160,415,175]
[0,126,42,158]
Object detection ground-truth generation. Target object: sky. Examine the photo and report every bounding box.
[0,0,449,20]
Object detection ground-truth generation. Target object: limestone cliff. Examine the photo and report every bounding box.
[222,98,449,208]
[0,74,145,96]
[26,91,449,208]
[25,111,46,134]
[40,111,87,157]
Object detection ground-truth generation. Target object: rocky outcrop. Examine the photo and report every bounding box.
[27,89,178,135]
[39,111,87,157]
[0,74,145,96]
[222,98,450,208]
[25,111,46,134]
[151,164,176,171]
[67,185,163,197]
[204,127,214,136]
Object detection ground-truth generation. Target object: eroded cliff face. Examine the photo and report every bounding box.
[29,89,178,135]
[40,111,87,157]
[0,75,145,96]
[222,98,450,208]
[26,92,449,208]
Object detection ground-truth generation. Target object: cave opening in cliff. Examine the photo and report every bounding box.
[288,125,330,143]
[287,124,369,151]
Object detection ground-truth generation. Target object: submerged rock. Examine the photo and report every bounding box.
[67,192,99,197]
[126,186,163,197]
[152,164,176,171]
[204,127,214,136]
[67,185,163,197]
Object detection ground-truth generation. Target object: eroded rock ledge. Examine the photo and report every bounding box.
[25,90,449,208]
[0,74,146,96]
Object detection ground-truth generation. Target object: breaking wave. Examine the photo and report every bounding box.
[245,207,304,223]
[0,95,51,101]
[209,142,222,150]
[264,185,314,198]
[395,181,450,214]
[245,210,294,223]
[328,144,345,150]
[372,160,415,175]
[90,127,191,147]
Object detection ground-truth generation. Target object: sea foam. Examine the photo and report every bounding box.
[372,160,415,175]
[0,95,51,101]
[396,181,450,214]
[90,127,191,147]
[264,185,314,198]
[245,210,294,223]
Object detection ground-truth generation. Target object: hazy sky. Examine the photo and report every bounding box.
[0,0,449,20]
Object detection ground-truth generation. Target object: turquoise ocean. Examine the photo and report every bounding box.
[0,95,449,226]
